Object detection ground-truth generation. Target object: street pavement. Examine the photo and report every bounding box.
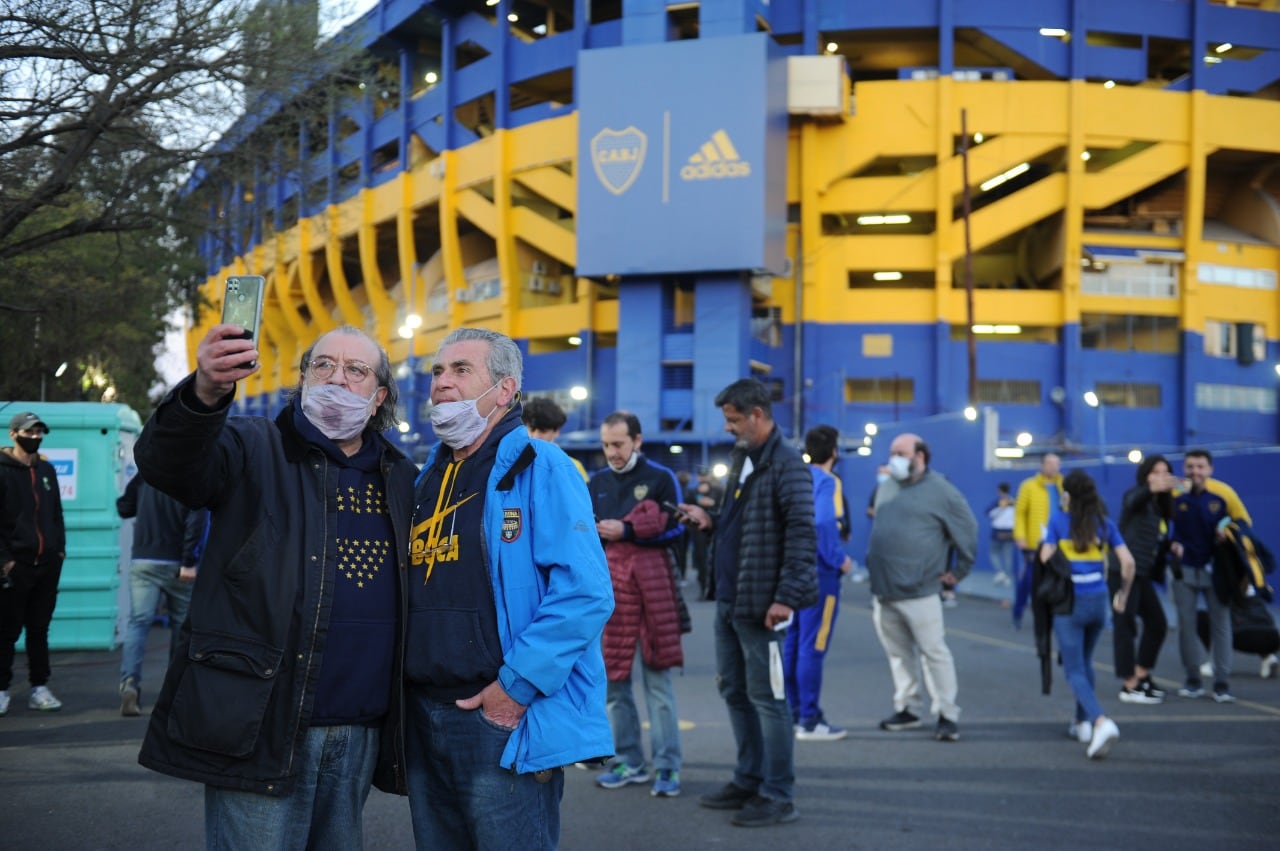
[2,573,1278,850]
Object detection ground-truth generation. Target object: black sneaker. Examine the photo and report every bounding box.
[879,710,922,731]
[1119,685,1162,705]
[699,782,756,811]
[935,716,959,742]
[1212,683,1236,704]
[1139,677,1167,699]
[731,796,799,828]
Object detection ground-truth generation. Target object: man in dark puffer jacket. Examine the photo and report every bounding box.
[680,379,816,828]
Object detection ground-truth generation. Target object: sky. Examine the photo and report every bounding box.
[155,0,385,393]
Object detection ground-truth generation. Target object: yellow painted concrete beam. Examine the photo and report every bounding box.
[1081,143,1191,209]
[948,174,1068,257]
[830,234,937,271]
[324,209,365,327]
[512,165,575,214]
[512,208,574,267]
[359,190,397,340]
[298,218,338,336]
[438,150,468,329]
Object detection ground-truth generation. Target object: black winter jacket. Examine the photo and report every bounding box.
[117,475,209,566]
[714,426,818,621]
[1118,484,1170,579]
[0,447,65,568]
[134,376,416,797]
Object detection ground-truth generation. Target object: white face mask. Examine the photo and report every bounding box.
[609,451,639,474]
[887,455,913,481]
[301,382,380,442]
[430,382,500,449]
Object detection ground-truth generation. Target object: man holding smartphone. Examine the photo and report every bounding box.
[678,379,817,828]
[133,321,417,850]
[589,411,687,798]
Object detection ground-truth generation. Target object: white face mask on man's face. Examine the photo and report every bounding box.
[429,382,500,448]
[301,382,380,442]
[887,454,912,481]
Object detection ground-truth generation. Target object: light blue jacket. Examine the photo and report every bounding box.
[419,425,614,773]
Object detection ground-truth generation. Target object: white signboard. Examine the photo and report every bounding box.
[43,447,79,501]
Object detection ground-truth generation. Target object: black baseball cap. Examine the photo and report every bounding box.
[9,412,49,433]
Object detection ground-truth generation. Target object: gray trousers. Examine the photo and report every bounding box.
[1173,566,1232,685]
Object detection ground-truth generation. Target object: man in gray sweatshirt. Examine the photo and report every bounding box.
[867,433,977,742]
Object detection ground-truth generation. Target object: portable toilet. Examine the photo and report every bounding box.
[5,401,142,651]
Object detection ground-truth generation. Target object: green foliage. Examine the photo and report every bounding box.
[0,0,362,412]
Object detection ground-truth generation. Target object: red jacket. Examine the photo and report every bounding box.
[602,500,684,680]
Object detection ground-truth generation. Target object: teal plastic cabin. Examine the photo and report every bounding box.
[5,402,141,651]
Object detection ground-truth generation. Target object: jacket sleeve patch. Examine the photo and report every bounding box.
[502,507,523,543]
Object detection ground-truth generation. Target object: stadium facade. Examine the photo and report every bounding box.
[192,0,1280,490]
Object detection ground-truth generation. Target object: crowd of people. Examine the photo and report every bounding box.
[0,320,1274,847]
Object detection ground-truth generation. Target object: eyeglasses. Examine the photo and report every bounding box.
[307,357,375,383]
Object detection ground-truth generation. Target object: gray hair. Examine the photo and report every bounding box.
[289,325,400,433]
[436,327,524,390]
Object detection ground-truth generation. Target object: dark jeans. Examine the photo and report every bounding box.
[405,691,563,851]
[713,601,796,802]
[0,560,62,690]
[1111,574,1167,679]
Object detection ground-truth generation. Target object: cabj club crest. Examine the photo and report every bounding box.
[502,508,523,542]
[590,127,647,196]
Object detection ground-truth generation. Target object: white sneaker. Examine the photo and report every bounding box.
[28,685,62,711]
[1086,718,1119,759]
[1262,654,1278,680]
[992,572,1011,586]
[1199,661,1214,678]
[0,690,9,716]
[1067,721,1091,743]
[796,720,848,742]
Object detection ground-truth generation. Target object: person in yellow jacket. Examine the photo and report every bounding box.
[1008,454,1065,628]
[1014,453,1064,557]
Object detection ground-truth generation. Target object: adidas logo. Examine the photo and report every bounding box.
[680,129,751,181]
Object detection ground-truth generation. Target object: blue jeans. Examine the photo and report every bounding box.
[204,724,378,851]
[120,560,193,686]
[783,571,842,726]
[607,648,681,771]
[1053,591,1109,723]
[405,690,563,851]
[991,537,1017,578]
[713,600,796,803]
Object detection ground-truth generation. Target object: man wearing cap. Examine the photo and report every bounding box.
[0,412,68,715]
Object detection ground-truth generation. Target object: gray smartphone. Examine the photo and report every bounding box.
[221,275,265,369]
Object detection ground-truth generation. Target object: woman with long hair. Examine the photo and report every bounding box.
[1038,469,1135,759]
[1113,455,1174,704]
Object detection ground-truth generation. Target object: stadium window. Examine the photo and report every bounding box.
[845,377,915,404]
[1080,313,1179,353]
[975,379,1042,405]
[1096,382,1162,408]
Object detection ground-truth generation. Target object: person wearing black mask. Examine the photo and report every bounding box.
[0,411,67,716]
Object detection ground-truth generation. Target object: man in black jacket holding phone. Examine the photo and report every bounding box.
[134,322,416,850]
[679,379,817,828]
